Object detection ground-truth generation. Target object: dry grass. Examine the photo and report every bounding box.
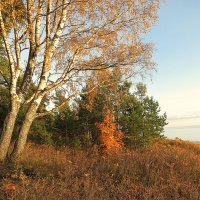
[1,139,200,199]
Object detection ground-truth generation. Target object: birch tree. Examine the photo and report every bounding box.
[0,0,160,162]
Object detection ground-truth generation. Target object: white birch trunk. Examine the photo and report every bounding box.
[9,101,38,162]
[0,98,21,161]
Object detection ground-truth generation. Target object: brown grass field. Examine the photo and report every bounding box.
[1,139,200,199]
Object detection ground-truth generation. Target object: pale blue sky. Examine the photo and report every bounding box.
[144,0,200,140]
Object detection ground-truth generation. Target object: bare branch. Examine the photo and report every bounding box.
[0,70,10,87]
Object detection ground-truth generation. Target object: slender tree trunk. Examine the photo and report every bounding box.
[0,99,20,161]
[9,102,38,162]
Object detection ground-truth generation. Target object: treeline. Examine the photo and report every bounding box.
[0,52,167,148]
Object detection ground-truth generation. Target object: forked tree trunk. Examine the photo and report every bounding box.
[9,102,37,162]
[0,99,20,161]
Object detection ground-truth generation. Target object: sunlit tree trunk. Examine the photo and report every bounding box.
[9,102,37,162]
[0,6,22,161]
[0,98,21,161]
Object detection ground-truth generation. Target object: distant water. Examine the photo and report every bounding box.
[164,117,200,141]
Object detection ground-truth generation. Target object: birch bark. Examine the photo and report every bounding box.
[0,98,21,161]
[9,0,68,161]
[9,102,37,161]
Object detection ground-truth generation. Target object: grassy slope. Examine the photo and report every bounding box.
[1,139,200,200]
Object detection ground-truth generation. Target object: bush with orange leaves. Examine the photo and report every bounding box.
[96,110,124,153]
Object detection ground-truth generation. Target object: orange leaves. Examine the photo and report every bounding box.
[140,0,146,4]
[62,0,160,76]
[0,183,16,199]
[1,183,16,191]
[96,110,124,154]
[84,69,112,111]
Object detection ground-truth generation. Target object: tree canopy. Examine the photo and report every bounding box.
[0,0,160,161]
